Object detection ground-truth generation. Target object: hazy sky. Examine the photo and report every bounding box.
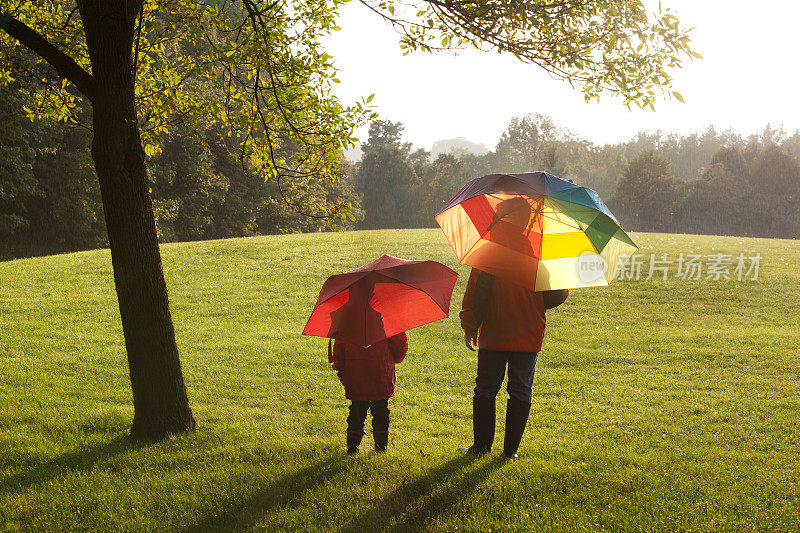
[326,1,800,151]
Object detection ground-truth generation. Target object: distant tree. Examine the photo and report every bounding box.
[254,163,363,233]
[612,149,680,232]
[747,144,800,237]
[458,150,496,181]
[204,129,268,238]
[150,129,226,242]
[321,162,364,231]
[354,120,419,228]
[677,160,742,236]
[781,131,800,161]
[362,121,406,151]
[675,127,736,180]
[356,146,418,229]
[415,153,471,227]
[455,114,575,184]
[408,148,431,177]
[623,127,743,182]
[493,114,563,173]
[565,142,626,199]
[0,80,48,256]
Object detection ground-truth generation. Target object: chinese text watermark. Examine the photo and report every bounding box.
[614,252,761,281]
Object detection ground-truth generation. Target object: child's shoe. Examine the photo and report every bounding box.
[347,430,364,454]
[373,430,389,452]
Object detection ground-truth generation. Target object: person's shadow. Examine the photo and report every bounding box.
[184,454,349,532]
[486,196,539,259]
[0,433,144,497]
[340,454,505,532]
[185,453,503,532]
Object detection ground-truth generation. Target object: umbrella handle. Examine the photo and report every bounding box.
[328,338,333,363]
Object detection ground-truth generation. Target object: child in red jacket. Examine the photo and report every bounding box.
[330,332,408,454]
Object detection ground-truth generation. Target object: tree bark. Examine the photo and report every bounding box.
[78,0,195,440]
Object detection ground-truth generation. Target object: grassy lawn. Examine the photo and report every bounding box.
[1,229,799,531]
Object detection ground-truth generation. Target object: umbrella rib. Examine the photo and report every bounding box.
[541,211,582,231]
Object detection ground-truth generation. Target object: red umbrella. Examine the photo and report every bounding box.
[302,255,459,347]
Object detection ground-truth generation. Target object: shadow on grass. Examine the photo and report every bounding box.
[184,454,348,532]
[341,454,506,533]
[0,433,144,496]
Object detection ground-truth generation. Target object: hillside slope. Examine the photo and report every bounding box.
[1,230,798,531]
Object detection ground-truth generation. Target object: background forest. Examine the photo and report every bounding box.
[3,79,799,260]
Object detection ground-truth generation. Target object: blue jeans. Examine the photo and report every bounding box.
[474,349,539,403]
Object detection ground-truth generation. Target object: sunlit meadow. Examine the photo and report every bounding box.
[1,230,798,531]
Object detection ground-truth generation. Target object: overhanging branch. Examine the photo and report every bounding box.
[1,12,95,101]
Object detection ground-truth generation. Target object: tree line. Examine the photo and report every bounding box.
[614,144,800,238]
[4,103,799,261]
[353,115,800,239]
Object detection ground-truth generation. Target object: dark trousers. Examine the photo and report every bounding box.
[347,399,390,434]
[474,349,539,403]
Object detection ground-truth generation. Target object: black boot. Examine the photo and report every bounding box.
[373,430,389,452]
[503,397,531,459]
[346,431,364,454]
[371,400,390,452]
[463,396,495,456]
[347,401,369,454]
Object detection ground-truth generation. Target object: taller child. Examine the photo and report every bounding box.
[460,268,568,458]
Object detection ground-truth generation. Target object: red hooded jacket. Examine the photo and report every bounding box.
[330,332,408,401]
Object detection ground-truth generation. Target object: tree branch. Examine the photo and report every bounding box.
[1,12,95,101]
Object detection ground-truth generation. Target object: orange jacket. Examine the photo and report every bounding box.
[460,269,568,352]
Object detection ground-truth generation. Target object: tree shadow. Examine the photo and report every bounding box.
[0,433,145,497]
[340,454,506,533]
[184,454,349,532]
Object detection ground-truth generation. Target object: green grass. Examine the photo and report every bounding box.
[1,229,799,532]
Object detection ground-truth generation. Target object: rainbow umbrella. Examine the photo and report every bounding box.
[434,172,637,290]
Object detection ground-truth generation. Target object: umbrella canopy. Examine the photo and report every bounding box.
[435,171,637,290]
[302,255,459,347]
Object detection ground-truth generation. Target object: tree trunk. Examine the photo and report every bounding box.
[79,0,195,440]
